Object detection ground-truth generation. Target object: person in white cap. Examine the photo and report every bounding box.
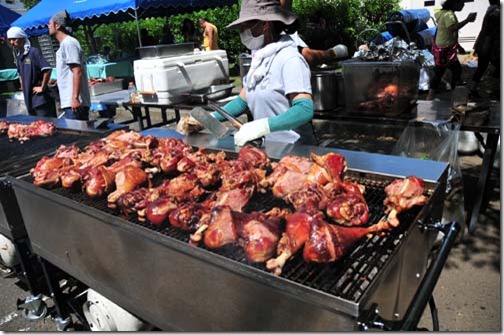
[7,26,56,117]
[179,0,318,146]
[48,10,91,121]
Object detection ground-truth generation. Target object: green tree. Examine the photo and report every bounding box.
[21,0,40,9]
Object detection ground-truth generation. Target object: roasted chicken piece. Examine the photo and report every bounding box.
[84,157,142,198]
[0,121,9,133]
[260,155,312,191]
[310,152,347,182]
[145,137,193,174]
[203,206,288,263]
[325,180,369,226]
[237,145,270,169]
[145,197,178,226]
[107,166,149,207]
[31,156,74,187]
[379,176,428,228]
[326,193,369,226]
[303,218,381,263]
[267,211,389,275]
[286,183,328,215]
[266,212,321,275]
[158,173,206,203]
[214,187,254,212]
[116,187,162,218]
[8,121,56,142]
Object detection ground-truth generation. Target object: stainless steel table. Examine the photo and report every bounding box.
[91,90,237,130]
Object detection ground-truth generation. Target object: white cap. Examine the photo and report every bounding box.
[7,26,27,39]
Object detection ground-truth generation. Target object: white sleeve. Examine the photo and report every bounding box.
[62,39,82,65]
[282,55,312,95]
[289,32,308,48]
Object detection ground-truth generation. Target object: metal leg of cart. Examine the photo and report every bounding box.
[0,180,49,320]
[467,132,499,234]
[38,256,73,331]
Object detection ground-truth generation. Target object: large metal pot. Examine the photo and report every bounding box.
[311,70,345,111]
[239,54,252,80]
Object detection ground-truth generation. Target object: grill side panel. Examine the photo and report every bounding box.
[13,180,358,331]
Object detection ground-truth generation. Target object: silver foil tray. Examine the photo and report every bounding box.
[186,84,234,104]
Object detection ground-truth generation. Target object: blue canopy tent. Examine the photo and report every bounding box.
[0,4,21,37]
[11,0,237,44]
[9,0,65,36]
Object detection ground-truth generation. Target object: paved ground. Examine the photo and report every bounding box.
[0,85,500,331]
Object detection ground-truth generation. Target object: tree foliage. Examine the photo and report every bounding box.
[20,0,40,9]
[20,0,401,64]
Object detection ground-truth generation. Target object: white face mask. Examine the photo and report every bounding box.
[240,28,265,50]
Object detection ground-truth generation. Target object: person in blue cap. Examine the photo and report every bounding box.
[48,10,91,121]
[7,26,56,117]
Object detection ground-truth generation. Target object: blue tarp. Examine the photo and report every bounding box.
[11,0,236,36]
[0,4,20,37]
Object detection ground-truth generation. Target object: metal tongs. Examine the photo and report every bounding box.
[207,100,264,148]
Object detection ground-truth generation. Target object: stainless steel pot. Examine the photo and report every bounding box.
[311,70,345,111]
[239,54,251,80]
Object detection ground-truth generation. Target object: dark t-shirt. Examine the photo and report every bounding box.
[16,46,52,113]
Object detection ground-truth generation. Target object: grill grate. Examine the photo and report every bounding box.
[30,173,427,303]
[0,132,96,177]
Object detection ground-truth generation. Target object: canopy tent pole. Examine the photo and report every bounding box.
[134,7,142,47]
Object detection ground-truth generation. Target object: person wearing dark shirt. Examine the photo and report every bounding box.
[160,24,174,45]
[7,26,55,117]
[181,18,201,48]
[141,28,157,46]
[469,0,500,99]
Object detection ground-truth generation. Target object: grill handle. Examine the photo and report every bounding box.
[358,221,460,331]
[399,220,461,331]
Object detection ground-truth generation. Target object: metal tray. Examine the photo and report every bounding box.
[186,84,234,104]
[137,43,195,59]
[89,79,124,97]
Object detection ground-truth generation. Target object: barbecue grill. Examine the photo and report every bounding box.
[0,115,127,323]
[7,129,459,331]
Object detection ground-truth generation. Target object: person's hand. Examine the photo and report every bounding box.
[330,44,348,59]
[234,118,270,146]
[32,86,44,94]
[71,97,82,112]
[176,114,203,135]
[467,12,477,22]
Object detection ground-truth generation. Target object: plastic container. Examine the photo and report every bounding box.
[127,82,139,103]
[341,60,420,118]
[133,50,229,104]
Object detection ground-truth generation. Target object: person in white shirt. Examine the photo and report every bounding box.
[48,10,91,121]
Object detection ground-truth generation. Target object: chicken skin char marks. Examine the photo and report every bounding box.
[6,120,56,142]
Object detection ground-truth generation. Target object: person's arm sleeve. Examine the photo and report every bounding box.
[268,98,313,132]
[282,55,312,96]
[63,41,82,65]
[210,95,248,121]
[267,54,313,131]
[35,48,52,72]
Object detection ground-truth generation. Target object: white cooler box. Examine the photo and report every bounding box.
[133,50,229,104]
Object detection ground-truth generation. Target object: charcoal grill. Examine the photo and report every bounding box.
[0,115,127,323]
[9,129,458,331]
